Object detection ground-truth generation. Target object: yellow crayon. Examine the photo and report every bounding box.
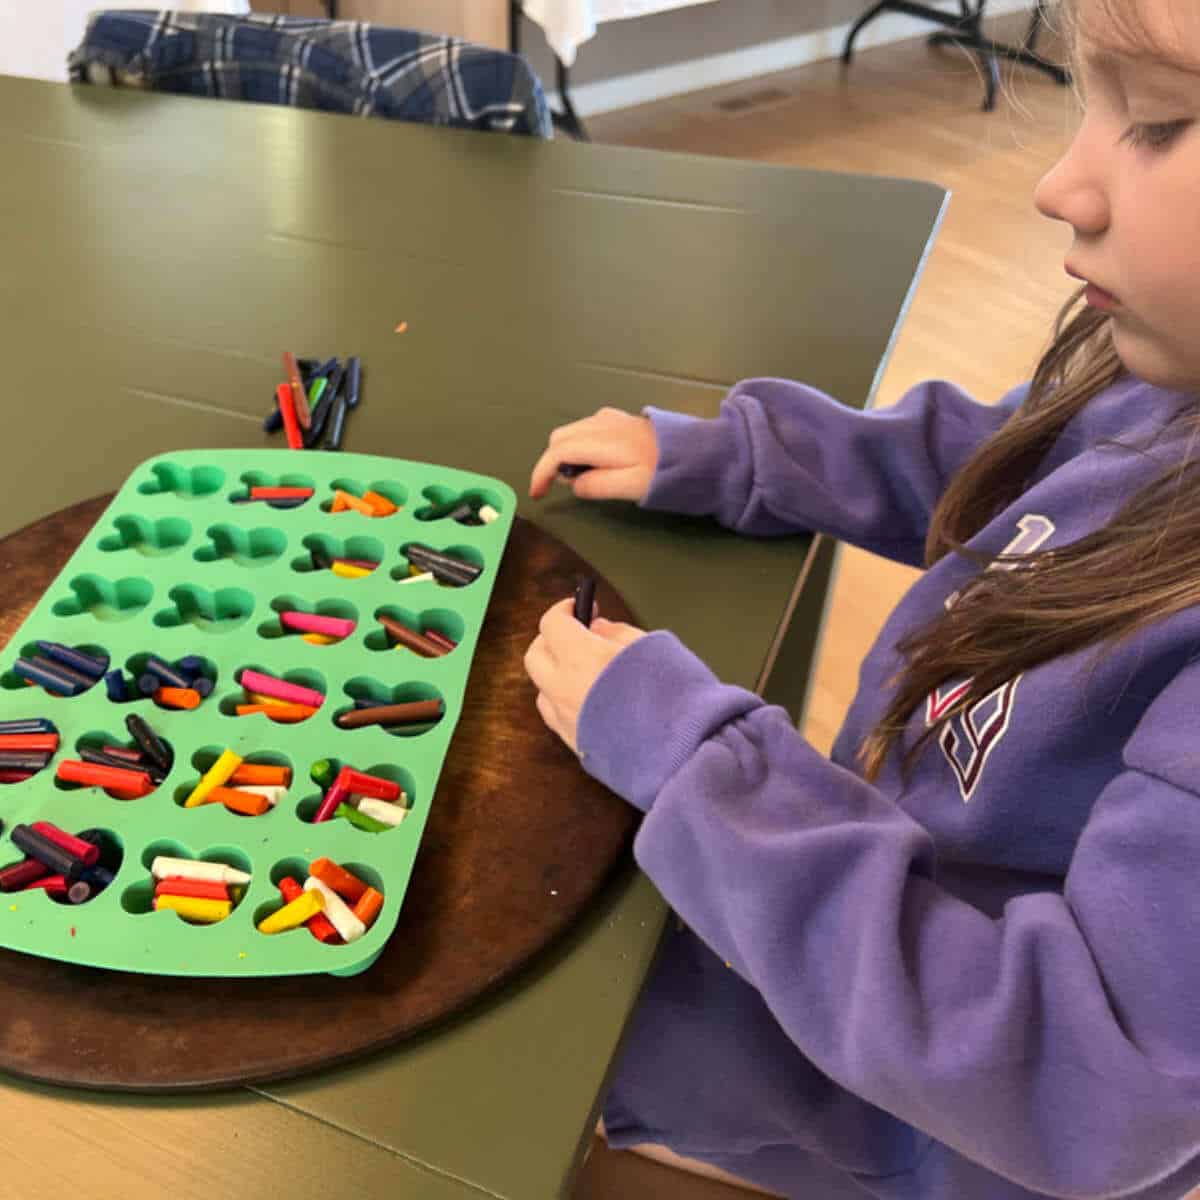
[257,889,325,934]
[331,562,371,580]
[301,632,339,645]
[184,748,243,809]
[155,895,233,924]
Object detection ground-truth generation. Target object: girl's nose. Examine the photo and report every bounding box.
[1034,131,1110,238]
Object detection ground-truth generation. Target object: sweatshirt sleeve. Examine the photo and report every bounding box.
[577,633,1200,1199]
[641,378,1026,567]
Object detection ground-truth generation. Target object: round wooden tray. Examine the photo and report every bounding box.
[0,497,638,1091]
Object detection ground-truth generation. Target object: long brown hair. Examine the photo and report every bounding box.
[856,291,1200,783]
[856,0,1200,782]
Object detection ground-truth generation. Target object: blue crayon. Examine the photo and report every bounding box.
[176,655,206,677]
[325,394,348,451]
[263,404,284,434]
[144,655,190,690]
[191,677,215,699]
[81,864,114,889]
[0,718,57,735]
[136,673,160,697]
[312,356,339,378]
[304,360,345,448]
[104,670,127,702]
[345,356,362,409]
[27,655,97,691]
[37,642,108,679]
[14,658,82,696]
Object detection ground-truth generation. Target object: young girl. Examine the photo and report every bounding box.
[523,1,1200,1197]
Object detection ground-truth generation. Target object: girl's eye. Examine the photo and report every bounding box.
[1121,119,1192,150]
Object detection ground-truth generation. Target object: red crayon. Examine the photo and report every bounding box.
[276,383,303,451]
[283,351,311,430]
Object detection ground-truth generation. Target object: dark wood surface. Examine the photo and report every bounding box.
[0,496,639,1092]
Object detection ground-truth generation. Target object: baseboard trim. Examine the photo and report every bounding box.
[554,0,1033,117]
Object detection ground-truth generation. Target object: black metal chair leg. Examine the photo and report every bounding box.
[510,1,589,140]
[845,0,1070,110]
[554,57,590,141]
[842,1,892,64]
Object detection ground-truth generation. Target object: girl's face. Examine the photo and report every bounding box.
[1034,0,1200,390]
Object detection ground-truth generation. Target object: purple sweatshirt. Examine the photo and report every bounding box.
[582,374,1200,1200]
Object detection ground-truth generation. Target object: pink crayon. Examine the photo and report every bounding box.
[239,669,324,709]
[279,611,356,639]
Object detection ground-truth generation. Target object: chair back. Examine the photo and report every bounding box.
[69,10,552,137]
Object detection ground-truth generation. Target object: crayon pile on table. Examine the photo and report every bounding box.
[265,353,362,451]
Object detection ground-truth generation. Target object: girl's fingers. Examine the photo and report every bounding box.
[535,690,560,734]
[529,447,564,498]
[591,618,646,647]
[539,597,583,646]
[528,438,619,499]
[522,634,557,690]
[570,464,651,502]
[547,408,627,445]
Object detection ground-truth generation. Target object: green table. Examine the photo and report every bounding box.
[0,74,944,1199]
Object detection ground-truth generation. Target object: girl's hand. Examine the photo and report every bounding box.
[524,598,647,754]
[528,407,659,502]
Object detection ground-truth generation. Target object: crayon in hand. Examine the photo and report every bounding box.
[574,576,596,628]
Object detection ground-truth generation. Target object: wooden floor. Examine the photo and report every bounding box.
[571,12,1082,1199]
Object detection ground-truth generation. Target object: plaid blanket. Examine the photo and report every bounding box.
[69,10,552,137]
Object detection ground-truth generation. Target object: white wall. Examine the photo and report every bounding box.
[518,0,1036,116]
[0,1,248,82]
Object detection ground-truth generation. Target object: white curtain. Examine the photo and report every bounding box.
[0,1,251,83]
[520,0,716,66]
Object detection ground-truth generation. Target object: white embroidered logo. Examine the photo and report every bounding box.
[929,515,1055,803]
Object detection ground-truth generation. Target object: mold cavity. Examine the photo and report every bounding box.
[51,575,153,622]
[137,462,225,500]
[193,524,287,568]
[333,678,444,738]
[97,515,192,557]
[152,585,254,633]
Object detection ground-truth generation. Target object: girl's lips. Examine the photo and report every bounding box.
[1066,265,1121,311]
[1084,283,1119,311]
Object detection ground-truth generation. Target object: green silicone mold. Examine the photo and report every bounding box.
[0,450,516,978]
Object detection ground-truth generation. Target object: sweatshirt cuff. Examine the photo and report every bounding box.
[639,406,750,518]
[577,630,762,813]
